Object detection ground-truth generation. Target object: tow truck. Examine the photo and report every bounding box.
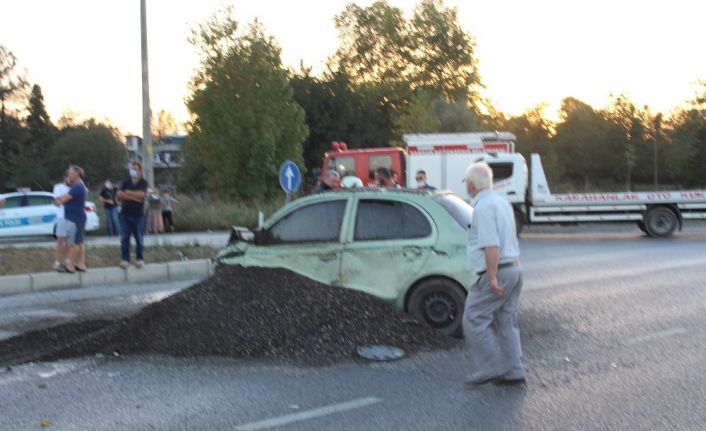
[320,133,706,237]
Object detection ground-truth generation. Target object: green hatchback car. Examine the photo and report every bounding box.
[217,189,477,336]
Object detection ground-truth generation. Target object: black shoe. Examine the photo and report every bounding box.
[494,378,527,386]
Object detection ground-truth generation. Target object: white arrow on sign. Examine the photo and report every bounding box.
[285,166,294,191]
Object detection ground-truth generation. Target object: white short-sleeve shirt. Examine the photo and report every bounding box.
[53,183,71,220]
[467,189,520,273]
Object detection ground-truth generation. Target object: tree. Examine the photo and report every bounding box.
[290,69,392,175]
[186,10,308,199]
[408,0,482,103]
[49,120,127,187]
[604,95,651,190]
[393,88,486,138]
[0,45,28,190]
[152,109,178,144]
[12,85,57,189]
[502,105,560,181]
[552,97,623,188]
[666,82,706,187]
[330,1,486,145]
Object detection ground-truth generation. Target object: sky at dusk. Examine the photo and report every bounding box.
[1,0,705,135]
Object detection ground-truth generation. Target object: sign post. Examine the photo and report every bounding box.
[278,161,301,204]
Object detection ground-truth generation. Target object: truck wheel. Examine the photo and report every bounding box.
[637,221,648,234]
[407,278,466,338]
[514,208,524,235]
[643,207,678,238]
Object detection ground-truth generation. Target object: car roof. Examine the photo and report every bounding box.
[1,191,54,198]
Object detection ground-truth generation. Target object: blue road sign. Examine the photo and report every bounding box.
[279,161,301,194]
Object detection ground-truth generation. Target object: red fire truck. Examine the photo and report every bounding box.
[320,132,516,194]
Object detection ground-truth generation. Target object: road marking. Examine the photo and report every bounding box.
[625,327,688,345]
[234,397,382,431]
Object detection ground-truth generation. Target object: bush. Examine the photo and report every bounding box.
[174,195,282,231]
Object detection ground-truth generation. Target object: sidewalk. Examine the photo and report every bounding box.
[0,231,230,249]
[0,259,214,298]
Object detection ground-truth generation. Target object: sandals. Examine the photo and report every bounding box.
[75,267,87,273]
[58,265,76,274]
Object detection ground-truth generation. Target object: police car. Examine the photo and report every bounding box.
[0,191,100,238]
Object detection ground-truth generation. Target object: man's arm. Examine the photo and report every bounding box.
[117,190,146,202]
[55,193,73,205]
[483,246,503,296]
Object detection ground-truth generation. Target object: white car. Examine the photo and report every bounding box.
[0,191,100,238]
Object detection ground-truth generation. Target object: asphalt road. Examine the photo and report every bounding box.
[1,228,706,430]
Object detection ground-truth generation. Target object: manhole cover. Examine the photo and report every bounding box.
[356,345,406,361]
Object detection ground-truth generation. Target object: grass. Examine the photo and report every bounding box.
[87,192,283,234]
[0,244,219,276]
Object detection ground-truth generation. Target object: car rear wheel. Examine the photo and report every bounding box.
[407,278,466,338]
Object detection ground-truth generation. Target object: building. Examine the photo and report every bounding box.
[125,134,186,186]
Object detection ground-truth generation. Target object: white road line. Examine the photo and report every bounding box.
[625,327,688,345]
[234,397,383,431]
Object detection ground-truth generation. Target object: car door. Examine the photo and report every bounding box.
[0,196,28,237]
[340,197,437,303]
[241,198,350,286]
[24,194,58,236]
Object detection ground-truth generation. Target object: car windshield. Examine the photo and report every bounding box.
[432,194,473,229]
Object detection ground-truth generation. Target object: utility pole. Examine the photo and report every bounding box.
[140,0,154,186]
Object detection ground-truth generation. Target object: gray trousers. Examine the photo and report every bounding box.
[463,265,524,380]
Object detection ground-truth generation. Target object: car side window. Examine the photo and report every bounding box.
[268,200,346,244]
[28,195,55,206]
[354,200,432,241]
[489,163,513,182]
[2,197,22,208]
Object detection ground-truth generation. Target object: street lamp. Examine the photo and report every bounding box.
[140,0,154,186]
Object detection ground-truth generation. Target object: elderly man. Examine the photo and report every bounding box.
[462,161,525,387]
[314,170,340,194]
[55,165,88,273]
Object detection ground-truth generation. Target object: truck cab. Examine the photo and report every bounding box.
[321,143,405,187]
[469,153,528,205]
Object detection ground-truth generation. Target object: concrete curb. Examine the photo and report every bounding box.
[0,259,215,298]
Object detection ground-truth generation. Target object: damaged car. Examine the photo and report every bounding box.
[217,190,476,336]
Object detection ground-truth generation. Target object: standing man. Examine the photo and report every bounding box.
[117,162,148,269]
[52,174,70,271]
[462,162,524,387]
[100,179,120,236]
[55,166,88,273]
[415,170,437,191]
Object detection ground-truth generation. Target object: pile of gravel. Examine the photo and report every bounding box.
[1,266,458,365]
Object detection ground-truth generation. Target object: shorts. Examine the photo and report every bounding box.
[54,218,67,238]
[65,220,86,246]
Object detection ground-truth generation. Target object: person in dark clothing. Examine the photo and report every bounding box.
[314,171,340,194]
[161,190,178,233]
[100,179,120,236]
[415,170,437,191]
[375,167,397,189]
[117,162,148,269]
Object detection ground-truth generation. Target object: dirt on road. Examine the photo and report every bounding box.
[0,266,459,366]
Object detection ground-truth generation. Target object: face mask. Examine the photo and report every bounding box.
[416,181,425,188]
[129,169,138,178]
[105,182,112,188]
